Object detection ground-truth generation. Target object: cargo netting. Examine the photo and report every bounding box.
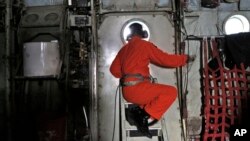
[202,38,249,141]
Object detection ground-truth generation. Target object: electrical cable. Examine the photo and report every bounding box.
[83,106,89,128]
[162,117,170,141]
[180,7,200,141]
[111,85,120,141]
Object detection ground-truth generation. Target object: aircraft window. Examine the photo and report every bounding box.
[224,15,250,35]
[121,20,150,43]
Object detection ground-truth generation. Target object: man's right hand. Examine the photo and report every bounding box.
[187,55,196,63]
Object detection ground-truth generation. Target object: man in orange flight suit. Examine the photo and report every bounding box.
[110,23,193,138]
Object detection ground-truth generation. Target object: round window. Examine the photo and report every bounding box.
[121,19,150,43]
[224,15,250,35]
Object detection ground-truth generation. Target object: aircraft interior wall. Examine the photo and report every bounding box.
[0,0,249,141]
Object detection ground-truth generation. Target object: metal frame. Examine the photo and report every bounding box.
[89,0,99,140]
[5,0,12,140]
[98,0,173,14]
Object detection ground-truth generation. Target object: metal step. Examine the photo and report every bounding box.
[121,95,166,141]
[125,119,162,130]
[127,129,162,137]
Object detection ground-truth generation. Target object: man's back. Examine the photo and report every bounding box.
[118,36,151,77]
[110,36,188,78]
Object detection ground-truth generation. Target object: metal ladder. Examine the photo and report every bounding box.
[120,94,168,141]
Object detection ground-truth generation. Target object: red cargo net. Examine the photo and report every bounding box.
[201,38,248,141]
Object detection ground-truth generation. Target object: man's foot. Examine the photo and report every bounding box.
[126,106,152,138]
[139,115,152,138]
[125,108,137,126]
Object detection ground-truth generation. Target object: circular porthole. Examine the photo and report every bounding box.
[121,19,150,43]
[224,14,250,35]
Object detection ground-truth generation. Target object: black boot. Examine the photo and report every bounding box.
[126,106,146,126]
[126,106,152,138]
[125,107,138,126]
[139,114,152,139]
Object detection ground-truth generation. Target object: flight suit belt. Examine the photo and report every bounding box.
[120,73,150,87]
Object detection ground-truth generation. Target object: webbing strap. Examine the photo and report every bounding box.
[122,73,145,79]
[120,73,150,87]
[121,80,143,86]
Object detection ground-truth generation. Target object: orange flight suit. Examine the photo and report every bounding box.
[110,36,187,120]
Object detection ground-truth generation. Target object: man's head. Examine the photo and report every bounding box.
[127,23,148,40]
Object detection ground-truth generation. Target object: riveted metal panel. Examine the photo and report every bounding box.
[240,0,250,11]
[98,13,183,141]
[20,5,64,28]
[24,0,63,6]
[101,0,172,11]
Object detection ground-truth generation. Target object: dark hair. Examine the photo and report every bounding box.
[129,23,144,37]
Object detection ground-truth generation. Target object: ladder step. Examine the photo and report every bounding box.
[124,102,133,105]
[121,96,166,140]
[127,129,162,137]
[125,120,162,129]
[122,99,134,105]
[125,123,162,130]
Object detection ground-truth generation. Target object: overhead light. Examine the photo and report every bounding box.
[224,14,250,35]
